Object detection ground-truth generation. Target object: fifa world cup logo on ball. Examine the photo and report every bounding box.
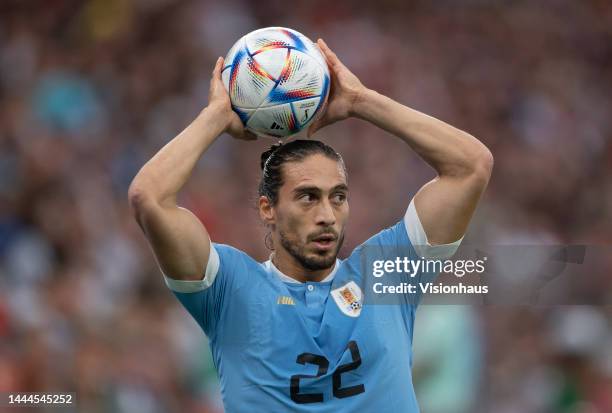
[222,27,330,138]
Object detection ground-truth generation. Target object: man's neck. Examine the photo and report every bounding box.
[271,249,335,283]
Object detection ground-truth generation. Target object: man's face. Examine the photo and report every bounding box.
[270,154,349,271]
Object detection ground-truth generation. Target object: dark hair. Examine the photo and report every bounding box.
[259,140,345,205]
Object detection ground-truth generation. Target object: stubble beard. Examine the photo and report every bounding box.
[279,229,345,271]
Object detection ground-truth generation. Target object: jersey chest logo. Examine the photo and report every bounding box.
[331,281,363,317]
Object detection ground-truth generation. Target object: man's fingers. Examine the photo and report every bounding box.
[307,118,326,137]
[228,118,258,140]
[307,121,318,137]
[317,39,334,65]
[212,57,223,78]
[233,130,258,141]
[244,130,258,140]
[317,39,341,68]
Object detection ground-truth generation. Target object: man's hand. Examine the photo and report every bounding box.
[208,57,257,141]
[307,39,368,137]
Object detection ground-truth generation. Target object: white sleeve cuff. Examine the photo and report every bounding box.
[163,240,220,293]
[404,198,463,260]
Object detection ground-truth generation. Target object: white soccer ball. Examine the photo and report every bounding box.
[222,27,330,138]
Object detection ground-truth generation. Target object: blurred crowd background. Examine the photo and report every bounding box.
[1,0,611,412]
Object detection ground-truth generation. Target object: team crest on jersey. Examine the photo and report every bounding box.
[331,281,363,317]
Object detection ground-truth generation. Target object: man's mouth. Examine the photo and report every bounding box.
[310,234,337,250]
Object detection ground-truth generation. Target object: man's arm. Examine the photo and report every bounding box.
[353,89,493,244]
[128,57,255,281]
[309,39,492,245]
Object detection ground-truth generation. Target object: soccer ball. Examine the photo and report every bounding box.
[222,27,330,138]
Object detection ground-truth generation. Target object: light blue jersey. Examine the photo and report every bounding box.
[164,200,461,412]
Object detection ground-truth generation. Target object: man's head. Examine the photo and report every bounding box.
[258,140,348,273]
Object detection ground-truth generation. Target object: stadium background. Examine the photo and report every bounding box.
[1,0,611,412]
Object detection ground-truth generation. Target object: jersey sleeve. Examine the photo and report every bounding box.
[402,197,463,305]
[403,197,463,261]
[161,240,245,338]
[353,197,462,262]
[348,197,463,314]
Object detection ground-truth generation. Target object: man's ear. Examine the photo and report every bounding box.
[259,196,275,226]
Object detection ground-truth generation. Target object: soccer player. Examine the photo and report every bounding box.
[128,39,493,412]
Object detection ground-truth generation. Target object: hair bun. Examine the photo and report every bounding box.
[260,143,283,170]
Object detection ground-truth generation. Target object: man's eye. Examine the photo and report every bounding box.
[299,193,315,202]
[332,193,347,203]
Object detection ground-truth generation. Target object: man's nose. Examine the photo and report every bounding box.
[315,200,336,226]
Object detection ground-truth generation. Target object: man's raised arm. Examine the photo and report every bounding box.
[352,90,492,245]
[309,39,493,245]
[128,57,255,281]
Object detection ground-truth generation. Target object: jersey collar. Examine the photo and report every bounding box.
[265,256,339,284]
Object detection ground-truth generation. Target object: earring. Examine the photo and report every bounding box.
[265,232,274,251]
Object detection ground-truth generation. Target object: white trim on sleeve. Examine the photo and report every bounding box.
[163,239,221,293]
[404,198,463,260]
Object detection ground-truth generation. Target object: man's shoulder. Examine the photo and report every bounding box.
[338,220,410,268]
[212,242,267,270]
[356,219,409,250]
